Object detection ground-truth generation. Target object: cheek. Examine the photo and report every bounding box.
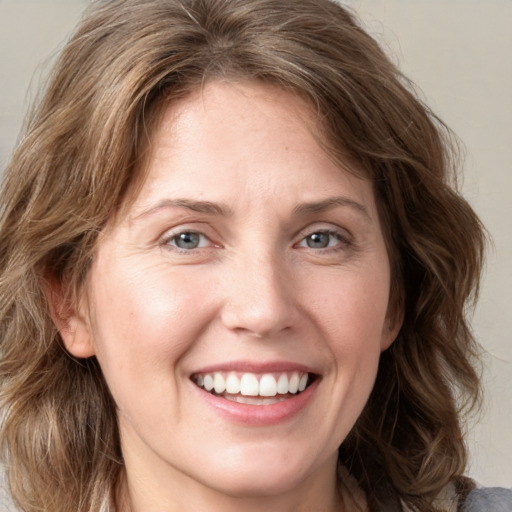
[309,266,391,345]
[87,261,214,383]
[307,266,390,413]
[85,265,213,430]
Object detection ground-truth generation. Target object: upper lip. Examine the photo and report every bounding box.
[190,360,319,376]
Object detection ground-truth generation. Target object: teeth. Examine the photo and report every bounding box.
[194,371,310,398]
[213,373,226,394]
[203,374,214,391]
[277,374,289,394]
[225,373,241,394]
[228,395,288,405]
[298,373,308,392]
[259,374,277,397]
[240,373,259,396]
[288,372,299,393]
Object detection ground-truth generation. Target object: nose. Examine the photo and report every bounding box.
[220,251,299,339]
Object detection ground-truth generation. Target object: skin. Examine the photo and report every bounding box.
[55,81,401,512]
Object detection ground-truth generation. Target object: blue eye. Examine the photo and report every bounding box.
[167,231,209,250]
[299,231,345,249]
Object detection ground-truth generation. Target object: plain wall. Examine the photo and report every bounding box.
[0,0,510,503]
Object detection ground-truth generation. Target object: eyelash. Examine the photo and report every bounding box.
[161,230,213,251]
[296,229,352,251]
[160,227,352,253]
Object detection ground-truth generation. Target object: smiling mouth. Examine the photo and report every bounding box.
[191,371,315,405]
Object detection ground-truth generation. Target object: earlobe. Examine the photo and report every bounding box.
[44,276,96,359]
[381,293,404,351]
[381,314,403,351]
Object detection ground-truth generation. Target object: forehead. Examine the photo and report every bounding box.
[149,81,322,170]
[127,80,375,218]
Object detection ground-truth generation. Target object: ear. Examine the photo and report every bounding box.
[380,291,404,351]
[44,276,96,359]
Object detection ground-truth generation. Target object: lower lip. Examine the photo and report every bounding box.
[192,378,319,426]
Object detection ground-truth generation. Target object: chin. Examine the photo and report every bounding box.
[191,444,334,499]
[204,468,309,498]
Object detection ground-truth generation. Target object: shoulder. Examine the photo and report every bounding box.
[461,487,512,511]
[397,482,512,512]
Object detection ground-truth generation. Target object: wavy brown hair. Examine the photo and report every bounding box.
[0,0,485,510]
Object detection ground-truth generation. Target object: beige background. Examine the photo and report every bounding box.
[0,0,510,503]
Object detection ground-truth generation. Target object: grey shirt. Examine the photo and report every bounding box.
[462,487,512,511]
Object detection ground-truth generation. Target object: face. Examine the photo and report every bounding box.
[59,81,400,508]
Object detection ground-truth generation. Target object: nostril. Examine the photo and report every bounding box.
[219,262,298,338]
[220,304,297,339]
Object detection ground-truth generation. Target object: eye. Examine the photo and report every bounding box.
[165,231,211,250]
[298,230,347,250]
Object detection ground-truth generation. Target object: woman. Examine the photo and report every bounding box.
[0,0,507,510]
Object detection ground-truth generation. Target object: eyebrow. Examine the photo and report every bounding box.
[292,196,372,222]
[132,195,371,222]
[132,198,234,220]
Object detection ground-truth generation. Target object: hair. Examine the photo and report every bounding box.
[0,0,486,510]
